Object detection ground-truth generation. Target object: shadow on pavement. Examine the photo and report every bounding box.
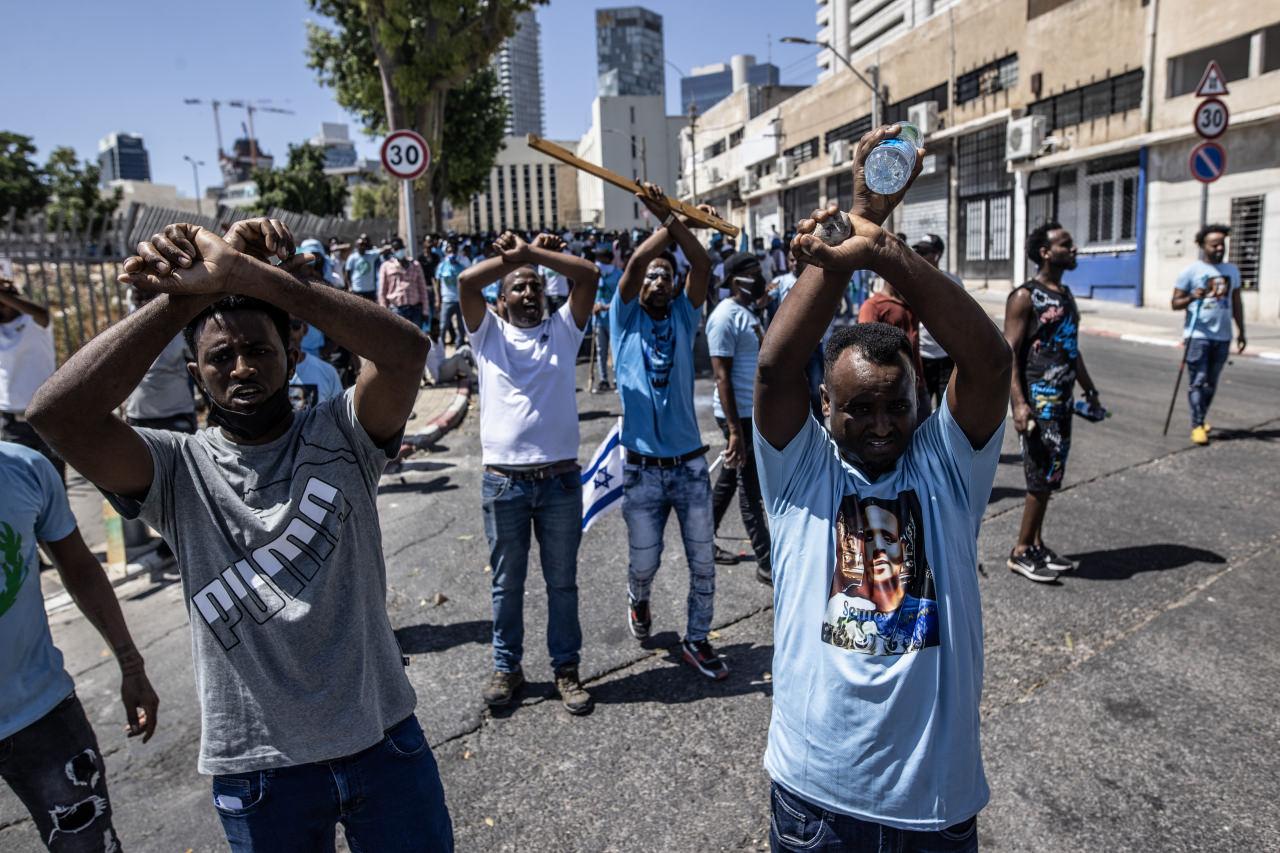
[1068,544,1226,580]
[578,409,616,422]
[999,452,1022,465]
[590,641,774,705]
[396,619,492,654]
[1209,427,1280,443]
[988,486,1026,504]
[378,475,459,495]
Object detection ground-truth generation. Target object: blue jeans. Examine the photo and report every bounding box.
[440,300,466,347]
[391,302,424,330]
[592,319,611,384]
[770,783,978,853]
[482,469,584,672]
[1186,337,1230,427]
[212,715,453,852]
[622,456,716,642]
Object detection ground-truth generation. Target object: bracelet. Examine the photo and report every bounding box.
[662,212,676,227]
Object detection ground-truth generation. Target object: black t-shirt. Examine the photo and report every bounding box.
[1016,280,1079,419]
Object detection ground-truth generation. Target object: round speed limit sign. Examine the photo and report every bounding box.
[381,130,431,180]
[1193,98,1228,140]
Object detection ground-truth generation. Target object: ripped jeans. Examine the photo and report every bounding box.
[0,693,120,852]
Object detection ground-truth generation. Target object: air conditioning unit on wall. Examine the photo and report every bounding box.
[830,140,850,166]
[739,173,759,194]
[907,101,940,136]
[707,167,722,185]
[1006,115,1047,160]
[776,156,795,181]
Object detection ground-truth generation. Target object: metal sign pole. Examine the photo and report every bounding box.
[403,179,417,252]
[1199,182,1208,229]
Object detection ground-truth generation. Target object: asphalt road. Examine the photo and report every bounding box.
[2,332,1277,852]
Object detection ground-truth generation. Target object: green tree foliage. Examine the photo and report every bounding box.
[42,147,121,231]
[351,177,399,220]
[305,0,542,232]
[434,66,508,224]
[0,132,49,218]
[251,143,349,217]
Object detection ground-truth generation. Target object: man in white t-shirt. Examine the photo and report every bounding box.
[459,231,600,715]
[756,127,1011,850]
[0,278,60,479]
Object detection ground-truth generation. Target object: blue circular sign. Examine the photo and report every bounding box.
[1188,141,1226,184]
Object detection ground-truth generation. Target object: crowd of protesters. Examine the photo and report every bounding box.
[0,123,1249,852]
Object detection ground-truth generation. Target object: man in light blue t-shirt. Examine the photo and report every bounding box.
[288,318,344,410]
[753,126,1012,850]
[436,240,471,348]
[1171,223,1247,446]
[343,234,383,301]
[707,251,772,583]
[0,442,158,850]
[610,184,725,679]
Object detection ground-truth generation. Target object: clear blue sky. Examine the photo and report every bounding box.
[1,0,818,194]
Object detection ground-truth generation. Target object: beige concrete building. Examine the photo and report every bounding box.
[680,0,1279,322]
[459,135,579,234]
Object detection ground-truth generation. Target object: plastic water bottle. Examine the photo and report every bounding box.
[864,123,921,196]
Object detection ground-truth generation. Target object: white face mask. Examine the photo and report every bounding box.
[395,249,407,260]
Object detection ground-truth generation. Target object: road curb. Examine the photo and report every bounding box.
[402,379,473,451]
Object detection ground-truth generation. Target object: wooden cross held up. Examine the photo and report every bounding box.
[526,134,741,239]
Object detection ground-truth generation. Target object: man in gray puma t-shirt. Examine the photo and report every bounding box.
[109,389,414,773]
[29,218,452,851]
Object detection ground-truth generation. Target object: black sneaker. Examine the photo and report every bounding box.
[756,561,773,586]
[628,598,651,640]
[1034,545,1076,572]
[681,639,729,680]
[1007,549,1060,583]
[713,545,741,565]
[554,666,593,715]
[482,668,524,707]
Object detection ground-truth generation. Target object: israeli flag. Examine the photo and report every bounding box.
[581,418,625,532]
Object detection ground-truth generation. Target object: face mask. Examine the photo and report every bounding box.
[202,383,294,441]
[395,249,407,260]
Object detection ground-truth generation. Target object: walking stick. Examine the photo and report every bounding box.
[1162,299,1202,436]
[587,318,598,392]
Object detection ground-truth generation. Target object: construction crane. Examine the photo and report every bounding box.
[226,100,296,167]
[182,98,225,160]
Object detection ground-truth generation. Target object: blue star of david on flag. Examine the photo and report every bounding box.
[581,418,624,532]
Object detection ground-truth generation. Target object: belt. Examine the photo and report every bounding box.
[0,411,26,423]
[625,446,708,469]
[484,460,580,481]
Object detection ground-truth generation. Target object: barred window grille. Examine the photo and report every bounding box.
[1083,168,1139,249]
[825,116,873,152]
[957,125,1011,196]
[956,55,1019,105]
[1029,70,1143,131]
[1230,195,1265,291]
[783,137,820,165]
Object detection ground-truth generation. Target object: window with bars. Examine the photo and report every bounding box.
[956,55,1018,105]
[825,115,872,152]
[1083,168,1138,248]
[1230,195,1265,291]
[704,138,726,160]
[729,129,744,148]
[783,137,820,164]
[957,124,1011,196]
[1029,70,1143,130]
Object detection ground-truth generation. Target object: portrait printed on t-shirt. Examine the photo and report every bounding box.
[822,490,939,656]
[289,384,319,412]
[1204,275,1230,300]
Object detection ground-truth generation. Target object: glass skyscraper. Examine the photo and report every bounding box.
[680,61,780,114]
[493,9,545,136]
[595,6,664,98]
[97,133,151,185]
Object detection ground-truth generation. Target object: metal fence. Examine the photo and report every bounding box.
[1,204,394,363]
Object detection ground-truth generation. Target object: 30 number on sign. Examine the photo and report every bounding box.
[1193,98,1228,140]
[380,130,431,180]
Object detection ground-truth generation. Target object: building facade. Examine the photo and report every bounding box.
[815,0,962,80]
[596,6,665,97]
[683,0,1279,323]
[463,136,580,234]
[681,55,780,114]
[97,133,151,185]
[576,95,686,230]
[493,9,545,136]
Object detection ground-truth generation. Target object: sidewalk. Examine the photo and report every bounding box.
[968,286,1280,361]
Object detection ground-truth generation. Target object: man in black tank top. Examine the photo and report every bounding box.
[1002,223,1102,583]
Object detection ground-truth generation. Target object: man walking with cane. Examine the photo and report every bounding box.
[1170,224,1246,446]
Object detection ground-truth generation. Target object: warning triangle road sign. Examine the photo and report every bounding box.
[1195,60,1230,97]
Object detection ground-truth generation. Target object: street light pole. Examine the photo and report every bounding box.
[183,155,205,217]
[688,101,698,204]
[781,36,883,128]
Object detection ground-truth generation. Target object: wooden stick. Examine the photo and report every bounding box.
[526,134,740,239]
